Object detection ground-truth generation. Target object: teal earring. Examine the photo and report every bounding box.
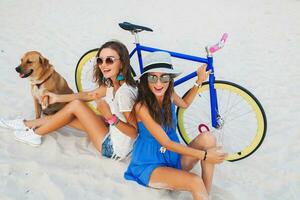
[101,76,110,86]
[117,73,124,81]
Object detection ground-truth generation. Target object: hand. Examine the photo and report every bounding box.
[42,92,58,105]
[196,64,211,85]
[95,99,113,119]
[204,146,228,164]
[88,91,102,100]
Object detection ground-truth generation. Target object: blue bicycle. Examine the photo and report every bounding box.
[75,22,267,162]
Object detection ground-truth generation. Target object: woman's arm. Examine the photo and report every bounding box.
[45,86,106,104]
[96,99,137,139]
[173,64,211,109]
[115,112,137,139]
[136,103,226,163]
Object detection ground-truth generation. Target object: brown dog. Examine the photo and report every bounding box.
[15,51,74,118]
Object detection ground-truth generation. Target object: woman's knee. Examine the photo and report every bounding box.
[68,99,86,109]
[203,132,216,148]
[194,132,216,149]
[63,100,87,114]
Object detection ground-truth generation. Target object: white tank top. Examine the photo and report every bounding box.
[103,83,137,159]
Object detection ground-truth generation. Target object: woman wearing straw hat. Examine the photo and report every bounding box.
[124,51,227,200]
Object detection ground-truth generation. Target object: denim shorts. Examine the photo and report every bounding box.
[101,134,123,160]
[101,134,114,158]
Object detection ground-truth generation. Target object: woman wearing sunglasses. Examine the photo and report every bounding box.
[124,51,227,200]
[1,41,138,160]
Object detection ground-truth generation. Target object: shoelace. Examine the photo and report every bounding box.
[20,128,32,136]
[0,119,10,128]
[111,153,121,161]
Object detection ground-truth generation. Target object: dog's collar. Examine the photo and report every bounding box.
[35,73,53,88]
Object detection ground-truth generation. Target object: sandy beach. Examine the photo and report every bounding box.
[0,0,299,199]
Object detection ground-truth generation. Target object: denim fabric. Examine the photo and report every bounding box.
[101,134,114,158]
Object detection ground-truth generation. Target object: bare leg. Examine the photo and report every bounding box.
[24,116,53,129]
[33,100,108,151]
[25,115,106,131]
[149,167,208,200]
[25,116,87,131]
[180,132,216,193]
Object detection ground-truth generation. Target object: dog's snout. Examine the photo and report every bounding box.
[15,66,21,73]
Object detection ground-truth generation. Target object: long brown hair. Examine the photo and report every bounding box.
[134,73,174,128]
[93,40,136,87]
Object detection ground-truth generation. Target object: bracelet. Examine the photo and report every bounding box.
[105,114,119,126]
[114,117,120,126]
[203,150,207,160]
[194,82,202,88]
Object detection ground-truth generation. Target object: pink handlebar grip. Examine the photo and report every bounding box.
[209,33,228,53]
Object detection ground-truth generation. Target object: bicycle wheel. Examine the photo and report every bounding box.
[75,48,100,114]
[177,80,267,162]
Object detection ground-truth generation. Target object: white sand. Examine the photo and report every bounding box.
[0,0,299,199]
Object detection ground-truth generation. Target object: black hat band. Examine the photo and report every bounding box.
[143,63,173,73]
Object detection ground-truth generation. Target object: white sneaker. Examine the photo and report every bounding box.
[14,128,42,147]
[0,118,28,130]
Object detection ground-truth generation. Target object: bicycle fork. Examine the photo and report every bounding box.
[207,56,223,129]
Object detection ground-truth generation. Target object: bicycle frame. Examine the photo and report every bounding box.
[75,24,266,161]
[129,40,220,128]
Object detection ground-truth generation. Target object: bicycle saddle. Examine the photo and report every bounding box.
[119,22,153,32]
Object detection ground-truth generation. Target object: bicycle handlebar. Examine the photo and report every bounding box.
[208,33,228,54]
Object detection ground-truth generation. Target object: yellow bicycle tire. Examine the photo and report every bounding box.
[177,80,267,162]
[75,48,100,114]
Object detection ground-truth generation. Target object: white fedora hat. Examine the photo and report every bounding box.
[138,51,181,79]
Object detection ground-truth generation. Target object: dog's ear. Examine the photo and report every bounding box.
[39,56,49,68]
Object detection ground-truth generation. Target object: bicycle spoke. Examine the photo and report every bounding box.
[224,90,232,116]
[177,81,266,161]
[220,95,245,118]
[225,109,256,124]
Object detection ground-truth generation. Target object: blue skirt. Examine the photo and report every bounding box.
[124,128,182,186]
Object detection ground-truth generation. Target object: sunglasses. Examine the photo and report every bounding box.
[147,74,172,84]
[96,56,120,65]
